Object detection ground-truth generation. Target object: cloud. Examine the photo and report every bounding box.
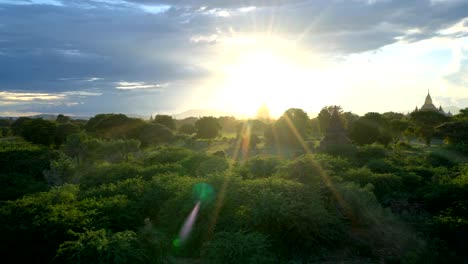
[62,91,103,96]
[0,111,42,117]
[0,90,101,104]
[0,0,63,6]
[0,0,468,116]
[0,91,65,101]
[115,81,164,90]
[125,0,304,8]
[87,77,102,82]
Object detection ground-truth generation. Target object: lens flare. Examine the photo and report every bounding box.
[193,182,215,203]
[173,183,215,248]
[173,201,201,248]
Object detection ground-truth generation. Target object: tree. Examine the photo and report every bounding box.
[11,117,31,136]
[195,116,222,139]
[341,112,359,130]
[317,105,343,136]
[319,106,351,150]
[271,108,310,148]
[153,115,176,130]
[64,133,88,164]
[0,119,11,138]
[349,112,392,146]
[55,123,80,146]
[218,116,239,134]
[236,122,261,155]
[179,123,196,135]
[454,107,468,120]
[56,114,71,124]
[138,123,174,146]
[410,110,449,146]
[56,229,145,264]
[436,121,468,145]
[382,112,408,147]
[20,118,57,146]
[309,118,321,138]
[86,114,145,139]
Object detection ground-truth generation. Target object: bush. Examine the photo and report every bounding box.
[365,159,399,174]
[336,183,426,262]
[313,153,353,176]
[342,167,402,200]
[319,144,358,159]
[357,144,388,164]
[277,155,327,185]
[195,156,229,177]
[237,156,283,179]
[215,177,346,256]
[202,231,276,264]
[178,123,196,135]
[138,123,174,147]
[56,229,145,264]
[178,152,229,177]
[0,185,97,263]
[0,142,56,200]
[144,147,192,165]
[426,151,454,167]
[80,163,143,187]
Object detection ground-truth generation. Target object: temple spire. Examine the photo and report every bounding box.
[425,90,433,105]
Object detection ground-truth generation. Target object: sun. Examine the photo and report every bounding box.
[202,35,331,118]
[219,48,294,116]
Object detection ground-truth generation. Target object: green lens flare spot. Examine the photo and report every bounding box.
[172,238,182,248]
[193,182,215,203]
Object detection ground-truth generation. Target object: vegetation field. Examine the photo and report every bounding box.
[0,108,467,264]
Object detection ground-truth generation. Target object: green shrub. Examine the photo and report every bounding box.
[80,163,143,187]
[216,177,346,256]
[357,144,388,164]
[195,156,229,177]
[396,141,414,150]
[179,153,229,177]
[0,185,97,263]
[336,183,426,262]
[276,155,327,186]
[365,159,399,174]
[142,163,186,179]
[426,151,454,167]
[56,229,145,264]
[137,219,171,264]
[342,167,402,200]
[237,156,283,179]
[320,144,358,159]
[0,142,56,199]
[202,231,276,264]
[313,153,353,176]
[144,147,192,165]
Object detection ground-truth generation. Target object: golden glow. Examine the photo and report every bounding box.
[202,35,345,118]
[220,48,295,116]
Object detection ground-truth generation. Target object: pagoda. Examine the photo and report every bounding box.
[414,90,452,116]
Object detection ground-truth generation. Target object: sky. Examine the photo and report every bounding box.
[0,0,468,118]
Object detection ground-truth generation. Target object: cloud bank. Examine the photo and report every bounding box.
[0,0,467,115]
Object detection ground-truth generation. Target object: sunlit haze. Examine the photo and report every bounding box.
[1,0,467,117]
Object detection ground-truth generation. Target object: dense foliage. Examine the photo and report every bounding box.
[0,109,467,263]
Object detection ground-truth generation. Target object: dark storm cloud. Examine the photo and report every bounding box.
[0,3,210,88]
[124,0,303,8]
